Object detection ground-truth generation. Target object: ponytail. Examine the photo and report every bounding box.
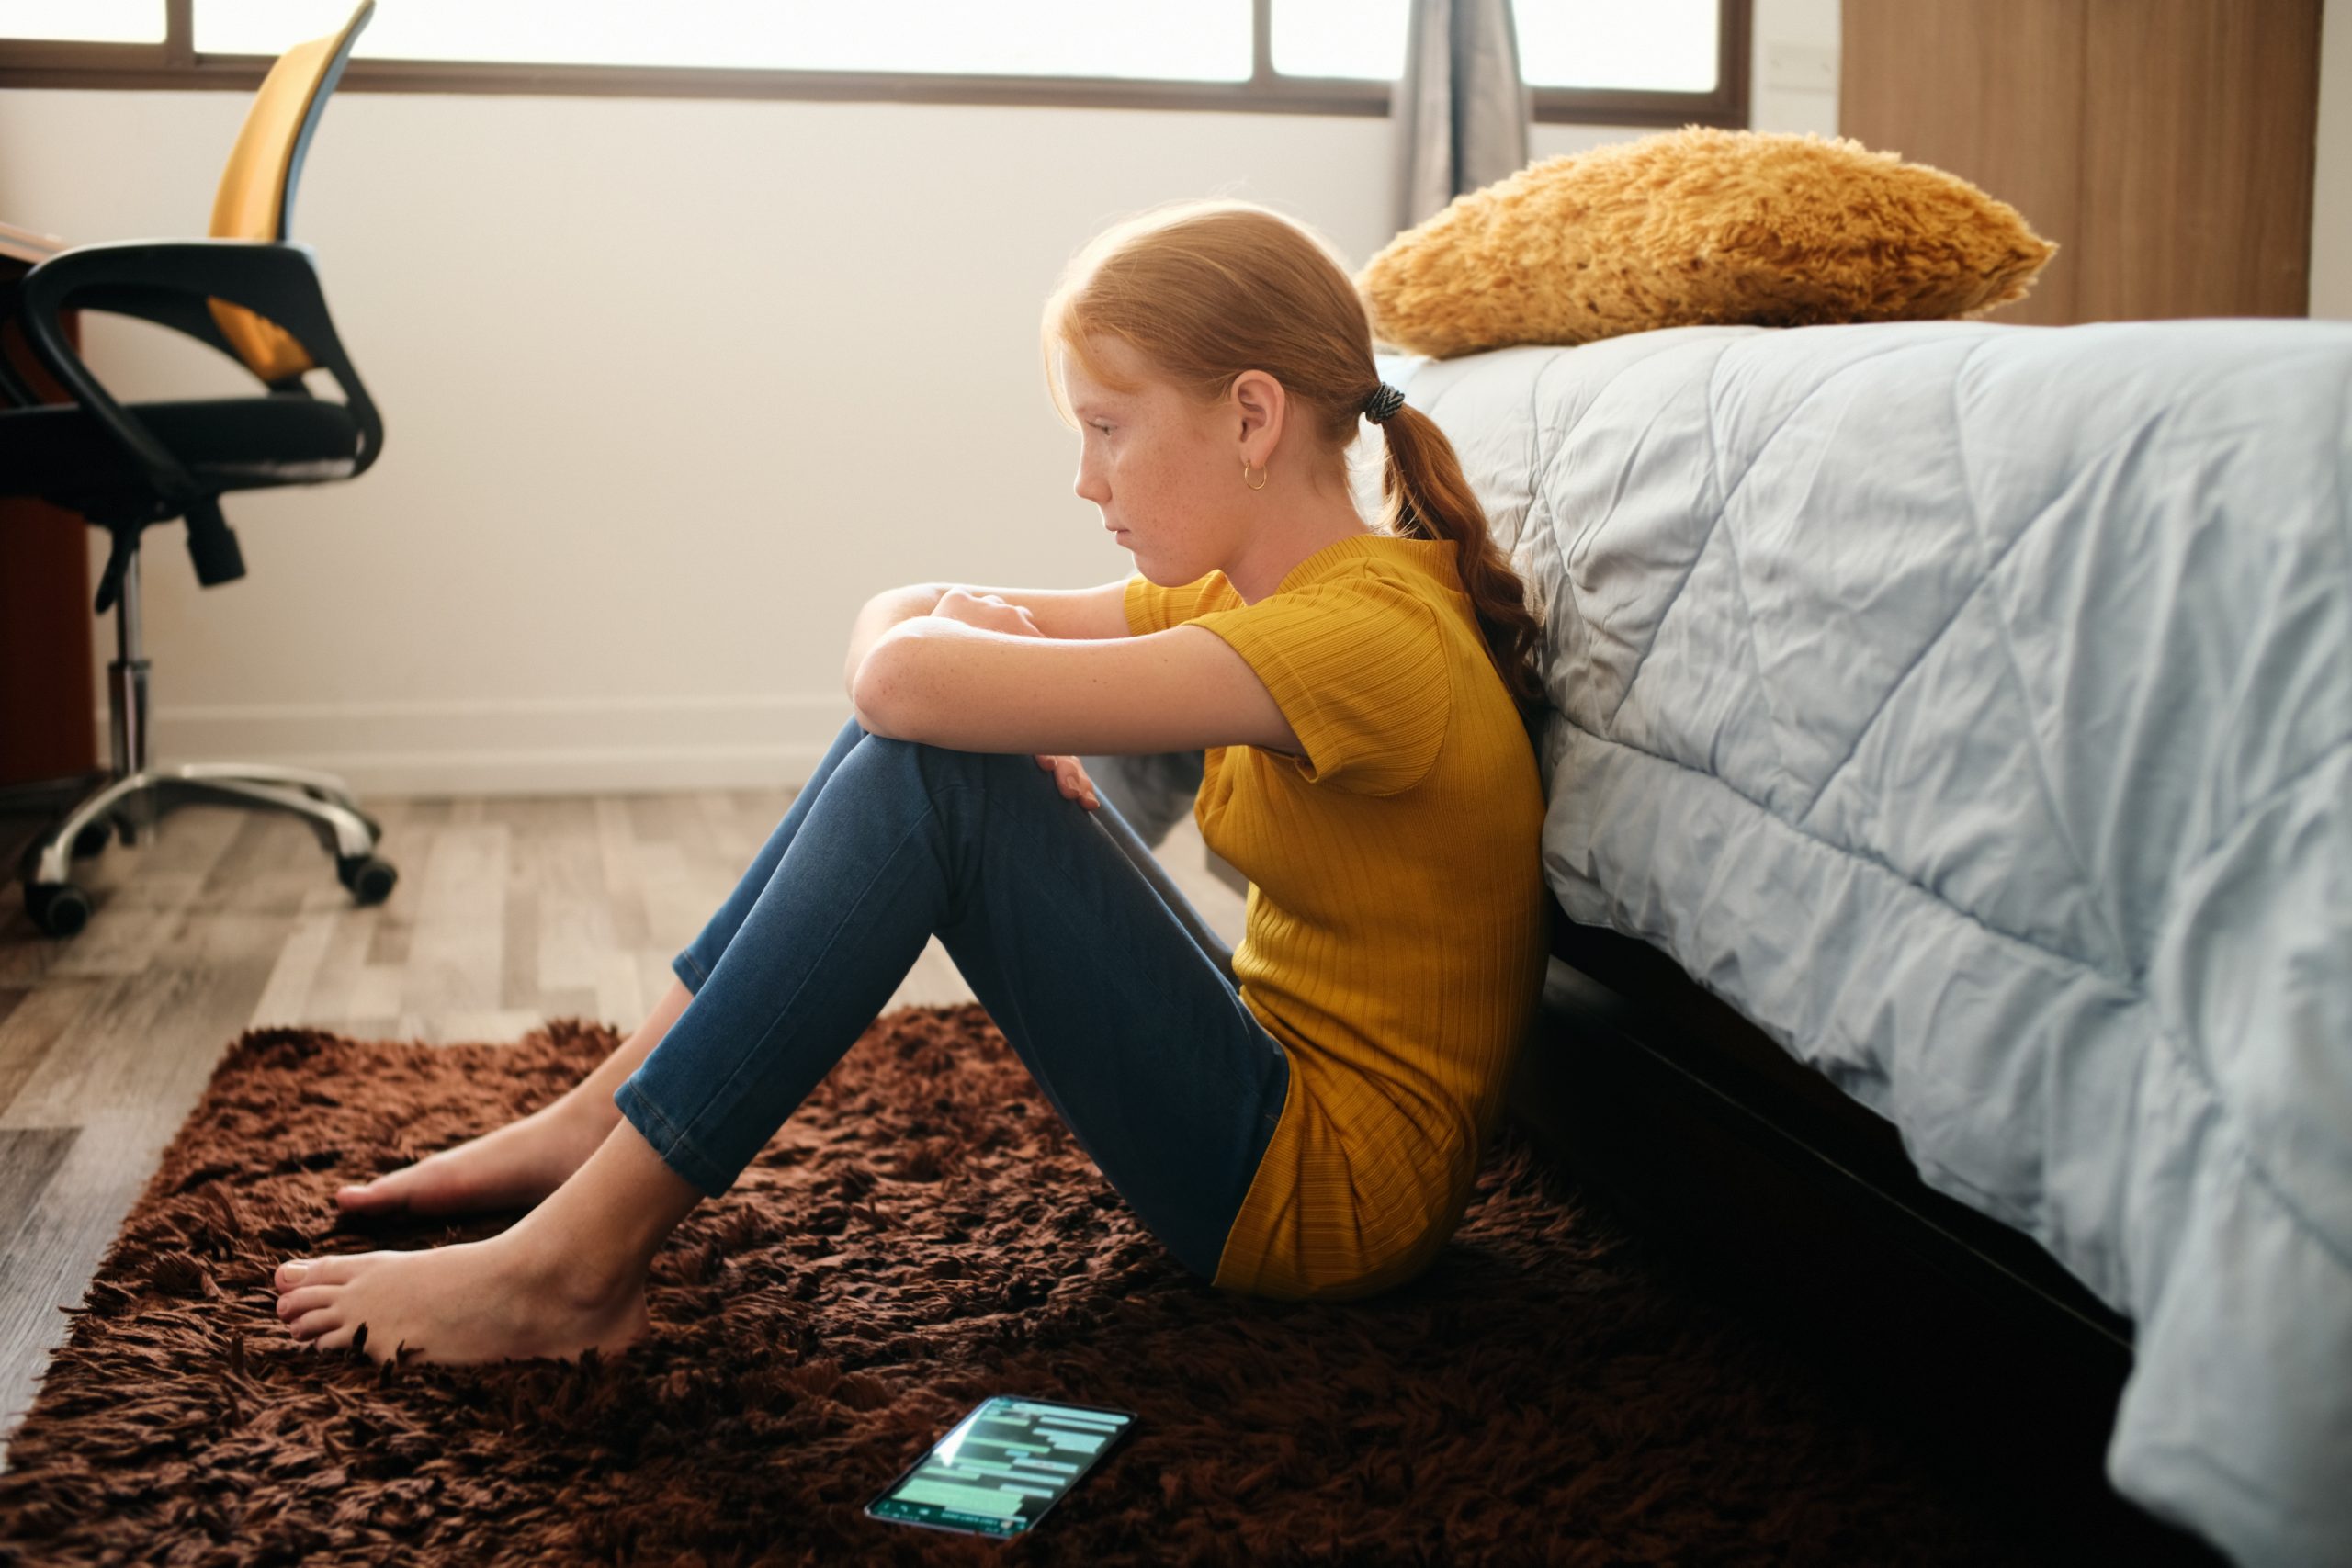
[1371,401,1550,746]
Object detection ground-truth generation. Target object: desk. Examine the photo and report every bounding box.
[0,218,98,794]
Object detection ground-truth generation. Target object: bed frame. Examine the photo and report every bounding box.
[1506,900,2227,1563]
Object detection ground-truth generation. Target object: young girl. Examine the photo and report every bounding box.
[270,197,1553,1364]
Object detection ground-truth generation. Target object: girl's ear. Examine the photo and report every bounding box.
[1229,369,1283,448]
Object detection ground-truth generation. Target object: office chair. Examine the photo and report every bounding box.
[0,0,395,939]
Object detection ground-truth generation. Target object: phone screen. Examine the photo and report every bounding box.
[865,1395,1137,1539]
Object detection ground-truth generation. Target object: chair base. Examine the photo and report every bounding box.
[3,539,397,939]
[6,761,397,939]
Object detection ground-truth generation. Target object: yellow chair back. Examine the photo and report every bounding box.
[206,1,373,384]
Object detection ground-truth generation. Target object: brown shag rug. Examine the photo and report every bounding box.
[0,1004,2134,1565]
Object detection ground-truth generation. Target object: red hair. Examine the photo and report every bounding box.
[1043,197,1548,740]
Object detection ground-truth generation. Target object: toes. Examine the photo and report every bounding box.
[276,1255,358,1292]
[337,1178,408,1213]
[275,1285,338,1321]
[287,1307,341,1341]
[313,1319,363,1353]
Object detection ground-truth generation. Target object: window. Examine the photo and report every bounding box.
[0,0,1748,129]
[194,1,1254,81]
[0,0,161,43]
[1276,0,1724,94]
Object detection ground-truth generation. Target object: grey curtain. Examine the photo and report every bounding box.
[1395,0,1534,230]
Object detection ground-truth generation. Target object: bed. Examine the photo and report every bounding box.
[1371,318,2352,1568]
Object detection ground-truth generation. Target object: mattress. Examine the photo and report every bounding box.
[1375,318,2352,1568]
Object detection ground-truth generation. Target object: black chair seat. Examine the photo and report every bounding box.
[0,397,362,504]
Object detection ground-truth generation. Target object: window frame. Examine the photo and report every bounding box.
[0,0,1749,128]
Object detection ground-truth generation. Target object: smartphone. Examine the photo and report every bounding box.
[864,1394,1137,1540]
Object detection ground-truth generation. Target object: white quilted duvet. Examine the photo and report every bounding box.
[1380,319,2352,1568]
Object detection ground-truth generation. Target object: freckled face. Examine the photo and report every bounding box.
[1062,337,1236,581]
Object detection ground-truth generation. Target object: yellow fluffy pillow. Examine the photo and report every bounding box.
[1357,126,2058,358]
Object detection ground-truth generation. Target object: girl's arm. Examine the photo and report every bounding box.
[844,578,1134,700]
[852,620,1304,760]
[843,582,949,700]
[948,578,1133,641]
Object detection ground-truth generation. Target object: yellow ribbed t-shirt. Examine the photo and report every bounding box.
[1124,532,1552,1301]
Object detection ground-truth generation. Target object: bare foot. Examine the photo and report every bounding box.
[335,1094,615,1219]
[272,1230,648,1366]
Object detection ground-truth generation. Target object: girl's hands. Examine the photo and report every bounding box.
[931,587,1041,638]
[1035,752,1100,810]
[932,589,1101,811]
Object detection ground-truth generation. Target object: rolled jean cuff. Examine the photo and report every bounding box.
[673,948,710,995]
[613,1073,733,1200]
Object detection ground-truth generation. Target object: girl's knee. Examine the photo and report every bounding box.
[856,732,954,764]
[848,737,1058,813]
[851,732,987,789]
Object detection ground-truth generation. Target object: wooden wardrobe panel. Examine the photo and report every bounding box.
[1840,0,2087,325]
[2078,0,2321,320]
[1840,0,2322,324]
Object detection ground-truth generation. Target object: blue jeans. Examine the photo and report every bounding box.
[613,717,1291,1285]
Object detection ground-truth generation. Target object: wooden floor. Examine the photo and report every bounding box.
[0,786,1246,1470]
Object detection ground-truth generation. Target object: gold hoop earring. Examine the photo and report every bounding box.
[1241,458,1269,491]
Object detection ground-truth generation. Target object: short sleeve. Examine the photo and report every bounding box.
[1125,570,1234,637]
[1185,570,1452,796]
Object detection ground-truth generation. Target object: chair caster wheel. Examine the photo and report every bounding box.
[337,854,397,905]
[26,882,92,938]
[70,822,110,860]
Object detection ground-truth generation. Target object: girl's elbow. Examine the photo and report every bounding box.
[850,686,901,741]
[850,661,914,741]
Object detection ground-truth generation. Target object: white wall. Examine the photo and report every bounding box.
[0,6,1847,795]
[2316,0,2352,318]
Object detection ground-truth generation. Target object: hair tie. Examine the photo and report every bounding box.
[1361,381,1407,425]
